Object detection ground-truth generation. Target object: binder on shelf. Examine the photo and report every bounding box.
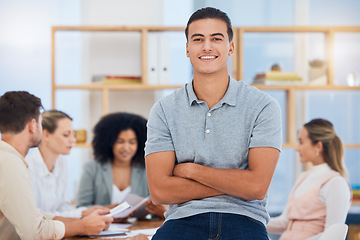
[147,32,159,85]
[158,34,170,85]
[147,32,171,85]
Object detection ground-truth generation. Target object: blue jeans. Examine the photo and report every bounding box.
[152,212,269,240]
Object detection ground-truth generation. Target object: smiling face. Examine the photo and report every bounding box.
[296,127,324,165]
[112,129,138,165]
[186,18,234,77]
[43,118,76,155]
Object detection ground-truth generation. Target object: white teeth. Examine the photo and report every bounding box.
[200,56,216,60]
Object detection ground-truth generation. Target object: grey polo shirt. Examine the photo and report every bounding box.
[145,76,282,226]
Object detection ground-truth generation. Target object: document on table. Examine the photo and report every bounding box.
[106,201,131,217]
[114,194,150,219]
[76,223,131,238]
[88,227,160,239]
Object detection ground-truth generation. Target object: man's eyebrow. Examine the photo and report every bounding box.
[190,33,225,39]
[190,33,204,39]
[211,33,225,37]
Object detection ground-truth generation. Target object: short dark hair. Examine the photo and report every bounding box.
[0,91,43,134]
[185,7,233,42]
[92,112,147,168]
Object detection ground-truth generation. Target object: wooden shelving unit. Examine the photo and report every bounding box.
[51,26,189,115]
[52,26,360,181]
[236,26,360,148]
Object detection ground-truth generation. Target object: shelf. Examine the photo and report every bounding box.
[235,26,360,146]
[237,26,360,33]
[52,25,360,148]
[55,83,360,91]
[74,143,92,148]
[252,84,360,91]
[54,83,183,91]
[51,25,187,112]
[52,25,185,32]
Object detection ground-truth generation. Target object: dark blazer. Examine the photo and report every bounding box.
[76,160,149,207]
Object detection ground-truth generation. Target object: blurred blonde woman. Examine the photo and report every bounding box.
[25,110,106,218]
[267,118,351,240]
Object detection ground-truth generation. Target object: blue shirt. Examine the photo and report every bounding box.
[145,77,282,225]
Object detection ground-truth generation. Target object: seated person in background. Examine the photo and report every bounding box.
[267,118,351,240]
[0,91,112,240]
[26,109,107,218]
[77,112,166,219]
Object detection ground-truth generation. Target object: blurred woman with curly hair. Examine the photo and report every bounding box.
[77,112,165,219]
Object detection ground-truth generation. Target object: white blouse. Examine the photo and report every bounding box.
[111,185,131,204]
[267,163,351,240]
[25,148,87,218]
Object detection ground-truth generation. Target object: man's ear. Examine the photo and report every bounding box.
[186,42,189,57]
[28,119,37,134]
[228,41,235,56]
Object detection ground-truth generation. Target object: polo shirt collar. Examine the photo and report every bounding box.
[186,76,237,107]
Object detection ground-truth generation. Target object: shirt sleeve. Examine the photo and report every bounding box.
[267,206,289,234]
[249,97,282,151]
[145,101,175,156]
[321,176,351,228]
[0,157,65,239]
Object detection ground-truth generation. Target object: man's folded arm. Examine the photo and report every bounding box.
[173,147,280,201]
[145,151,224,205]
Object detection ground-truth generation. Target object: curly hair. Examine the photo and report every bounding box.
[92,112,147,167]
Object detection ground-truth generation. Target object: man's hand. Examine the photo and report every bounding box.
[80,215,114,235]
[82,206,110,218]
[145,200,166,219]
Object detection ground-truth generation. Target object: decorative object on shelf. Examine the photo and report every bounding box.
[74,129,87,143]
[309,59,327,85]
[92,75,141,84]
[352,183,360,201]
[253,63,302,85]
[270,63,281,71]
[346,72,360,87]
